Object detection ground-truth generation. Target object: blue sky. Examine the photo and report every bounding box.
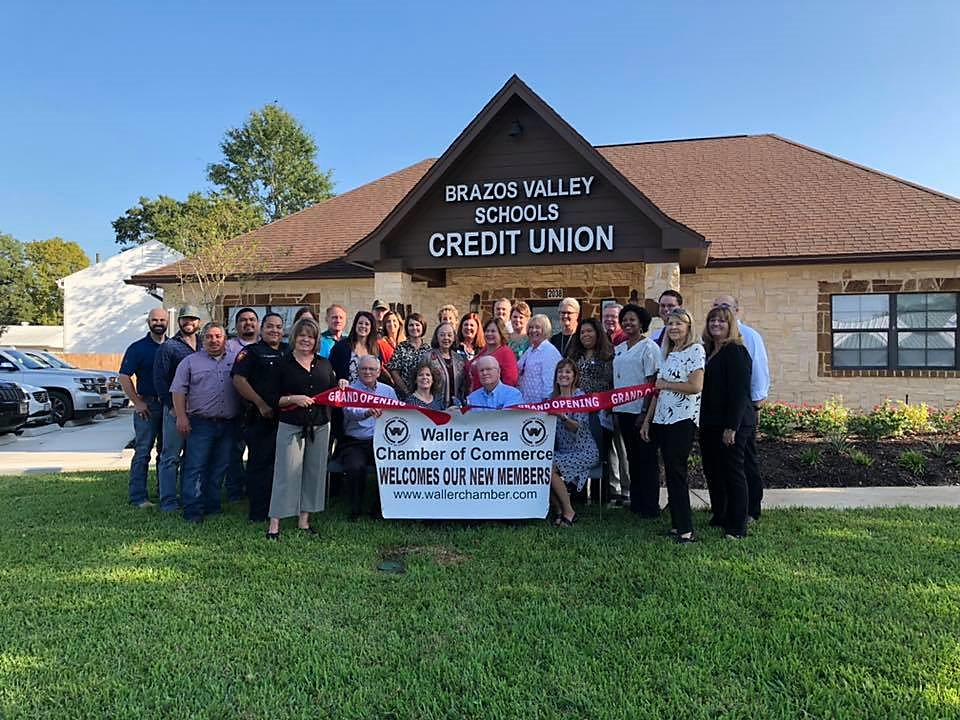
[2,0,959,263]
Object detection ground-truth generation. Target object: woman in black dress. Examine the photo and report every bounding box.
[699,305,754,539]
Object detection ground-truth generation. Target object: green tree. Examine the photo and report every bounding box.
[25,237,89,324]
[207,103,334,221]
[0,233,32,336]
[113,192,263,253]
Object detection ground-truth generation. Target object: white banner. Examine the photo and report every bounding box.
[375,409,557,519]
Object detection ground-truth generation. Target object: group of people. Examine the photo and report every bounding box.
[118,289,769,542]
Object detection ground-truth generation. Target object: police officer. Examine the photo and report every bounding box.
[231,311,288,523]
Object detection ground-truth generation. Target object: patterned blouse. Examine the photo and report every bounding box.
[575,356,613,395]
[386,340,429,397]
[653,343,705,425]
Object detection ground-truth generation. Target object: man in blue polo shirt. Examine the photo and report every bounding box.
[118,307,168,508]
[153,306,201,512]
[466,355,522,410]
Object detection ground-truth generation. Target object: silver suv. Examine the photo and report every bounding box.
[0,347,110,424]
[22,349,127,409]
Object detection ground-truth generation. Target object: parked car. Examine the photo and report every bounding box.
[14,381,54,428]
[0,347,110,425]
[0,380,29,434]
[21,349,127,409]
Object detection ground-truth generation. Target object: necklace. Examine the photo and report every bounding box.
[559,333,574,355]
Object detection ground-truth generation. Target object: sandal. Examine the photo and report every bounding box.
[558,512,578,527]
[265,531,279,541]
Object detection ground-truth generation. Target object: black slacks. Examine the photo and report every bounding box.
[244,415,279,522]
[616,412,660,517]
[699,424,749,536]
[340,436,377,517]
[743,408,762,519]
[652,419,696,535]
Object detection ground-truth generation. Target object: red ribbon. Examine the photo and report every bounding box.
[285,382,657,426]
[508,382,657,414]
[312,387,453,425]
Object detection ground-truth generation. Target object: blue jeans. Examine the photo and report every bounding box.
[158,404,185,512]
[226,433,246,501]
[128,398,163,504]
[181,416,236,522]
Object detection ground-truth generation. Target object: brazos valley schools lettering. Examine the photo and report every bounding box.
[429,175,615,258]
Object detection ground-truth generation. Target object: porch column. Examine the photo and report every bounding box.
[643,261,680,302]
[643,262,680,332]
[373,271,417,316]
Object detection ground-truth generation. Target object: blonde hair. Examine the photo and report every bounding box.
[663,308,697,356]
[528,313,553,336]
[437,304,460,323]
[702,306,742,355]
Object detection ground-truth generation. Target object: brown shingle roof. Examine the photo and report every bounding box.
[132,134,960,284]
[598,134,960,262]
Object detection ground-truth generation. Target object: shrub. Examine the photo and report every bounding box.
[793,403,820,431]
[800,448,822,466]
[847,449,874,467]
[897,450,927,477]
[688,454,702,470]
[758,403,797,438]
[810,397,850,438]
[899,402,932,435]
[848,402,909,440]
[930,406,960,434]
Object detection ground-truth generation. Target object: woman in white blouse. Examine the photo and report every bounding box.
[517,314,562,403]
[640,308,704,543]
[612,303,661,517]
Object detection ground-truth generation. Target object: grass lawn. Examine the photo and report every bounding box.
[1,471,959,719]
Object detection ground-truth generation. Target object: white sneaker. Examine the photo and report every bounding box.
[136,500,155,509]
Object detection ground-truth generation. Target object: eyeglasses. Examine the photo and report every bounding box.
[559,311,577,317]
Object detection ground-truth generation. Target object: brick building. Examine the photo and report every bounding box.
[131,76,960,409]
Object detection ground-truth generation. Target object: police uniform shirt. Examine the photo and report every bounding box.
[231,340,288,416]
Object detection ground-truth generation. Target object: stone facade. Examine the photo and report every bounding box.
[683,260,960,409]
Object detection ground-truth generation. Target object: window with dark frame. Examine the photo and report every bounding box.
[831,293,959,370]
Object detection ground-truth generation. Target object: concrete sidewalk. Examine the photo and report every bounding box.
[2,414,959,508]
[686,486,960,510]
[0,411,135,475]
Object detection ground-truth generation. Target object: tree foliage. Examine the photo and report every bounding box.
[25,237,90,324]
[0,233,89,331]
[113,192,263,253]
[207,103,334,221]
[0,233,31,336]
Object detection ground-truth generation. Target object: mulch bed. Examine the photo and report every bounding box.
[686,431,960,489]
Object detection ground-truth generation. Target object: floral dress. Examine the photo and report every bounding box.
[554,390,600,491]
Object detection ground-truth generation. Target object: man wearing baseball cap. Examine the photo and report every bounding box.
[152,305,202,513]
[371,299,389,338]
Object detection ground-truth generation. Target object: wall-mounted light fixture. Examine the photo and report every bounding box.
[469,293,481,313]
